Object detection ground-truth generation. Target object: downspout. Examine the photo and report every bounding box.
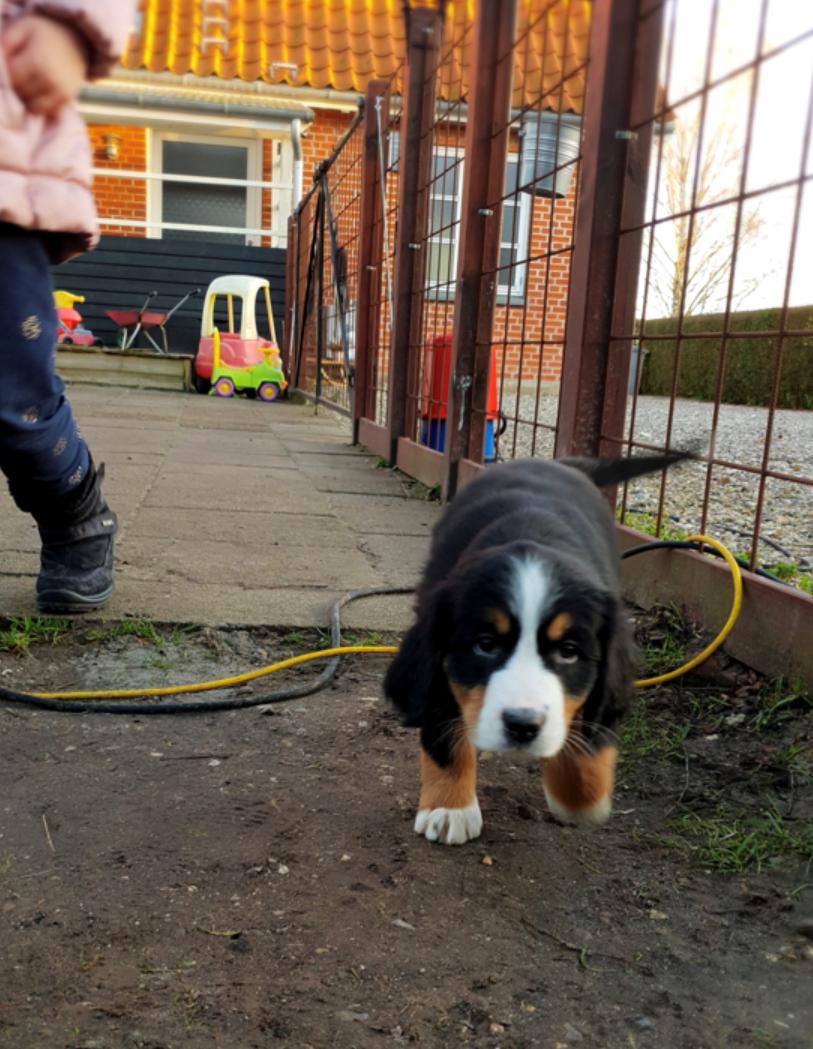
[291,118,304,209]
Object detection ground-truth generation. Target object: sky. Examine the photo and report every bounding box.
[643,0,812,317]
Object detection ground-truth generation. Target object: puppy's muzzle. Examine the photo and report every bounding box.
[501,707,545,745]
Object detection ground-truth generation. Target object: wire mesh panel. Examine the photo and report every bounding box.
[289,115,364,414]
[404,11,473,456]
[491,0,590,463]
[319,120,364,413]
[612,0,813,585]
[359,79,403,429]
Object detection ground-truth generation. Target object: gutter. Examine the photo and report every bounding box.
[106,67,362,112]
[80,87,314,125]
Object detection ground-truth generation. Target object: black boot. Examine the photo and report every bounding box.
[16,463,118,614]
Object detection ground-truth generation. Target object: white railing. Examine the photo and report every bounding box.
[93,167,293,247]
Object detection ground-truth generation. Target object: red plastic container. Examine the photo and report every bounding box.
[419,334,499,421]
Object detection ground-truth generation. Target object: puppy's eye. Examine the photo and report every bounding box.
[474,633,498,656]
[553,641,580,664]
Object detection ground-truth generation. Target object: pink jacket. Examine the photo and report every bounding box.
[0,0,135,261]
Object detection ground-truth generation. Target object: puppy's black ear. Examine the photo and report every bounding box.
[581,594,636,745]
[384,585,452,728]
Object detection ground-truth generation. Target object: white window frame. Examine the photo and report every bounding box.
[147,130,263,246]
[396,137,530,304]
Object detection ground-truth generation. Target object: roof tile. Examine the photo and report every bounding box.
[124,1,590,111]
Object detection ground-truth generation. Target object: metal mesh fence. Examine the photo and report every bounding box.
[611,0,813,578]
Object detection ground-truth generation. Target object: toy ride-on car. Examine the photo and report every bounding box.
[194,274,285,396]
[209,327,288,402]
[53,290,102,347]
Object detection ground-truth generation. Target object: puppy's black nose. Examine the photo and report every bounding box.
[502,708,544,744]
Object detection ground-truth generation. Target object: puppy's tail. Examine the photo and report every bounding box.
[562,447,698,488]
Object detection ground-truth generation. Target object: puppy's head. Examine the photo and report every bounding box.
[386,542,632,757]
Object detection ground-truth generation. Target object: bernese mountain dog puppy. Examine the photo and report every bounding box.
[385,452,687,845]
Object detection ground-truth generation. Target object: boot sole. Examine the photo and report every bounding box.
[37,584,114,614]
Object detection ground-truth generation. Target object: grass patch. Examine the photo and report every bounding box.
[663,807,813,873]
[638,603,697,676]
[620,692,690,763]
[766,560,813,595]
[753,678,812,730]
[0,616,71,655]
[85,618,165,647]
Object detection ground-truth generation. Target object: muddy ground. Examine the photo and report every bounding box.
[0,617,811,1049]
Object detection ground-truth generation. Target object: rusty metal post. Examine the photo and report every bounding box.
[386,5,444,461]
[443,0,518,499]
[554,0,665,459]
[353,80,389,441]
[283,213,298,377]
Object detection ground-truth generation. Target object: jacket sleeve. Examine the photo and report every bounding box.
[28,1,137,79]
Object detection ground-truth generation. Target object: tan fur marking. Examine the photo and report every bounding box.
[484,607,511,635]
[564,693,588,729]
[547,613,573,641]
[543,743,618,813]
[419,735,477,812]
[449,681,486,737]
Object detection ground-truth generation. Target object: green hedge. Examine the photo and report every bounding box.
[638,306,813,409]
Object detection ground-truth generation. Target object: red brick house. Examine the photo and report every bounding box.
[79,1,588,384]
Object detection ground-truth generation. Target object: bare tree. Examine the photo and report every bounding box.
[648,113,766,318]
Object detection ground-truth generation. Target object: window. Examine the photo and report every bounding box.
[149,133,261,245]
[389,133,530,303]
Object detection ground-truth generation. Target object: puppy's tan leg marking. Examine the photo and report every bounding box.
[543,742,618,826]
[415,733,482,845]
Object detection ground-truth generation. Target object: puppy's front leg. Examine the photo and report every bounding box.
[543,741,617,825]
[415,735,482,845]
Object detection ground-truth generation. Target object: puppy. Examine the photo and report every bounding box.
[385,452,687,845]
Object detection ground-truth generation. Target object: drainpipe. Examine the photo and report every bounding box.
[291,118,304,209]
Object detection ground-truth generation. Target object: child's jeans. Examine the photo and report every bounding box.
[0,224,90,504]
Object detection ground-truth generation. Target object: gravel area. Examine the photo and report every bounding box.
[497,393,813,570]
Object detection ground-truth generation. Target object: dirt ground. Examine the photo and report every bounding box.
[1,618,811,1049]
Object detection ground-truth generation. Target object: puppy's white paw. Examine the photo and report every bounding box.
[414,800,483,845]
[544,788,612,826]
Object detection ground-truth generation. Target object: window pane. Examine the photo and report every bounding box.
[162,141,248,244]
[427,242,456,288]
[431,198,457,235]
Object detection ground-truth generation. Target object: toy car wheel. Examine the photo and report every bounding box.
[257,382,281,402]
[213,377,235,398]
[192,372,211,395]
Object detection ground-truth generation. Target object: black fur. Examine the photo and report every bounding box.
[384,453,685,763]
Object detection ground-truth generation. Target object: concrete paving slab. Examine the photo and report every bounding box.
[118,536,382,589]
[143,464,333,515]
[0,386,438,628]
[327,493,439,537]
[127,507,358,549]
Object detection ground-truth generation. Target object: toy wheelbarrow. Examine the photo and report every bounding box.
[106,288,200,353]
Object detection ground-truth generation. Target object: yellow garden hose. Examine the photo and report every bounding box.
[20,535,743,705]
[632,535,743,689]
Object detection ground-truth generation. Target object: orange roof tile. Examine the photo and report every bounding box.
[124,1,590,113]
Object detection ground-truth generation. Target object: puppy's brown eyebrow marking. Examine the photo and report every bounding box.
[484,608,511,635]
[546,613,573,641]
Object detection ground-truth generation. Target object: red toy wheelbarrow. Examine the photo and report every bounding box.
[106,288,200,353]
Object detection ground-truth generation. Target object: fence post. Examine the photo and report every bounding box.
[554,0,665,459]
[353,79,389,443]
[283,213,298,376]
[386,5,444,462]
[443,0,518,499]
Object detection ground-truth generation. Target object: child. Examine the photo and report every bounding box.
[0,1,135,612]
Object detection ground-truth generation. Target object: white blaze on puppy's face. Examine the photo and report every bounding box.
[471,558,567,757]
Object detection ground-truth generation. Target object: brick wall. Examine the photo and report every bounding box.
[301,109,356,188]
[88,125,148,236]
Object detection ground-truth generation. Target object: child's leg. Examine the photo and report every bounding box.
[0,227,117,612]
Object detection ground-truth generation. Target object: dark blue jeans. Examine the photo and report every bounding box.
[0,225,90,503]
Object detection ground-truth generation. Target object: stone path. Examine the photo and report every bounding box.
[0,387,440,629]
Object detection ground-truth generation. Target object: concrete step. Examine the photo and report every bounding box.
[56,345,191,392]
